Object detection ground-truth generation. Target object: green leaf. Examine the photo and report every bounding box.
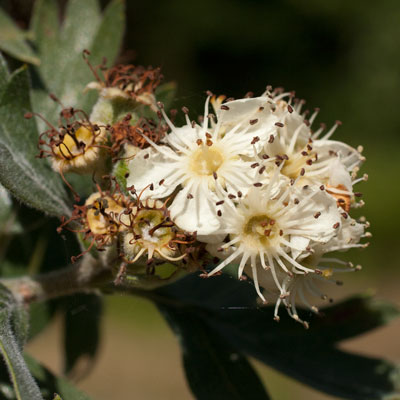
[25,354,92,400]
[0,8,40,65]
[113,159,129,195]
[0,353,92,400]
[0,54,10,97]
[160,305,271,400]
[0,185,22,235]
[30,0,126,126]
[208,314,400,400]
[156,274,399,341]
[0,55,72,218]
[0,283,43,400]
[30,0,59,54]
[301,294,400,344]
[154,273,400,400]
[63,294,103,378]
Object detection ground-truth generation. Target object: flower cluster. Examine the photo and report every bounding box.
[34,54,369,325]
[126,89,369,326]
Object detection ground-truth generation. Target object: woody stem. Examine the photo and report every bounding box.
[0,255,113,305]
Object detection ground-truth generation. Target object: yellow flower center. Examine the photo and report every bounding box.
[280,154,307,180]
[86,195,123,235]
[54,126,95,160]
[190,146,224,176]
[242,214,279,249]
[134,209,174,246]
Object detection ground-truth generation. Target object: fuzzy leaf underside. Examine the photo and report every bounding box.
[0,8,40,65]
[30,0,126,129]
[0,57,71,218]
[0,284,42,400]
[0,353,92,400]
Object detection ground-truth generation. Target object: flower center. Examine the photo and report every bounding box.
[280,154,306,180]
[190,146,224,176]
[86,195,123,235]
[242,214,279,249]
[54,126,94,160]
[134,209,174,246]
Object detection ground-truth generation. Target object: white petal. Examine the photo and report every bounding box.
[169,181,222,236]
[328,159,353,191]
[219,159,256,194]
[321,217,365,253]
[313,140,362,170]
[166,124,200,150]
[198,232,227,244]
[290,236,310,260]
[126,147,182,199]
[287,189,341,243]
[216,97,279,155]
[216,97,272,123]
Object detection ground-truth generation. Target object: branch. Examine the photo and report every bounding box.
[0,254,192,307]
[0,255,113,305]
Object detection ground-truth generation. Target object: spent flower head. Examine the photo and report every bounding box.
[34,106,107,174]
[84,49,162,111]
[120,196,197,265]
[58,187,131,262]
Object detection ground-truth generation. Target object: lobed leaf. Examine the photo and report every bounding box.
[160,305,271,400]
[154,273,400,400]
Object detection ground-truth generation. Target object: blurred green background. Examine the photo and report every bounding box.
[1,0,400,399]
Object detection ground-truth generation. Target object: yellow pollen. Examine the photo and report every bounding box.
[322,268,333,278]
[190,146,224,176]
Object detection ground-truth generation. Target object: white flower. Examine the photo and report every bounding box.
[256,91,366,210]
[207,173,342,302]
[313,214,370,255]
[247,212,368,325]
[272,252,364,327]
[126,97,279,237]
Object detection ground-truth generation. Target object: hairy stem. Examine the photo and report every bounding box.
[0,254,191,307]
[0,255,113,305]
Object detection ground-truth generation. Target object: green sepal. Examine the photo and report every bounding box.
[113,159,129,195]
